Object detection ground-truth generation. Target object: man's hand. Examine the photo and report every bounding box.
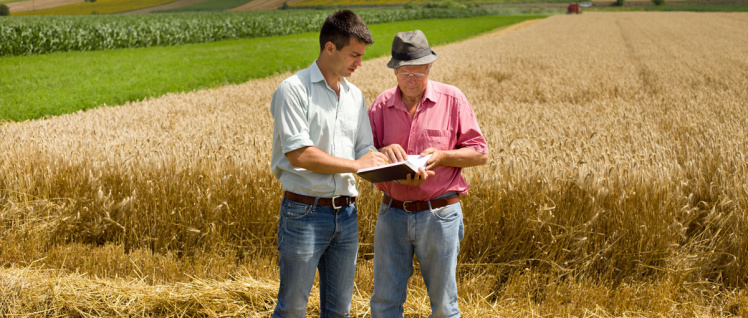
[356,151,388,171]
[420,147,445,170]
[395,167,435,186]
[379,144,408,164]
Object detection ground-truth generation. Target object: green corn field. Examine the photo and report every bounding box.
[0,8,507,56]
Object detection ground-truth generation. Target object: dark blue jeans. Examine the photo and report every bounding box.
[272,197,359,318]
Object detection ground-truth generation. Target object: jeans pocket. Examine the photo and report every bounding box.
[281,199,313,220]
[431,203,461,221]
[377,202,389,216]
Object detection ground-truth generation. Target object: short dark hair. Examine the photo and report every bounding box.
[319,10,373,52]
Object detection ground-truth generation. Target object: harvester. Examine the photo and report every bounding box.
[567,3,581,13]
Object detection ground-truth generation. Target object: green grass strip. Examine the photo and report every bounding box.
[0,15,544,122]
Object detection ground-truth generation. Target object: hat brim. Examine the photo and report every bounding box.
[387,52,437,69]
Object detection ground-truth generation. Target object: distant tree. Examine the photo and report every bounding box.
[0,4,10,16]
[279,2,289,9]
[614,0,625,5]
[652,0,664,5]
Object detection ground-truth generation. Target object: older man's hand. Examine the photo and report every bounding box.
[379,144,408,164]
[395,167,435,186]
[420,147,445,170]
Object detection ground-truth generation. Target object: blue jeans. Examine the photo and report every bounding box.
[370,193,464,318]
[272,197,359,318]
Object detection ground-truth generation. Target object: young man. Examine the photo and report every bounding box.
[269,10,387,317]
[367,30,489,317]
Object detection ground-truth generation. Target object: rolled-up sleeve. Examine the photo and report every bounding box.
[271,81,315,154]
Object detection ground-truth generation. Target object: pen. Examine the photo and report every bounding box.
[370,149,388,164]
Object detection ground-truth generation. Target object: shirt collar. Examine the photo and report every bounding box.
[311,60,350,93]
[423,80,436,104]
[387,80,435,109]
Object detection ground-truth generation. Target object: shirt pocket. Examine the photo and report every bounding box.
[419,129,452,151]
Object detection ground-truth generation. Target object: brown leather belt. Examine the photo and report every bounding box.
[284,191,355,209]
[383,194,460,212]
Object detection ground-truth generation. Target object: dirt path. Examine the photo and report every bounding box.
[122,0,209,14]
[7,0,81,13]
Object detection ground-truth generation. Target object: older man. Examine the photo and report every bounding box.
[367,30,489,317]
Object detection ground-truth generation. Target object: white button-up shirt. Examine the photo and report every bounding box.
[270,61,374,197]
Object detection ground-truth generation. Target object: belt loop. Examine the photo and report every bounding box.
[386,195,393,209]
[427,200,433,212]
[313,196,319,209]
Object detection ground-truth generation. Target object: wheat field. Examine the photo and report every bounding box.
[1,12,747,316]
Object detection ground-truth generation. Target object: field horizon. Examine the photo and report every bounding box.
[6,0,748,14]
[1,11,747,316]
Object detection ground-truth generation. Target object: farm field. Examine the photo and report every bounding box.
[4,0,746,14]
[10,0,176,15]
[0,14,542,121]
[231,0,305,11]
[4,0,80,13]
[1,11,748,317]
[288,0,748,8]
[124,0,213,14]
[585,0,748,12]
[127,0,257,13]
[0,9,513,57]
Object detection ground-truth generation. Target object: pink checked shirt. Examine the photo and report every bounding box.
[368,81,488,202]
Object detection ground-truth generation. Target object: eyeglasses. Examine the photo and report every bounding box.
[396,71,428,80]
